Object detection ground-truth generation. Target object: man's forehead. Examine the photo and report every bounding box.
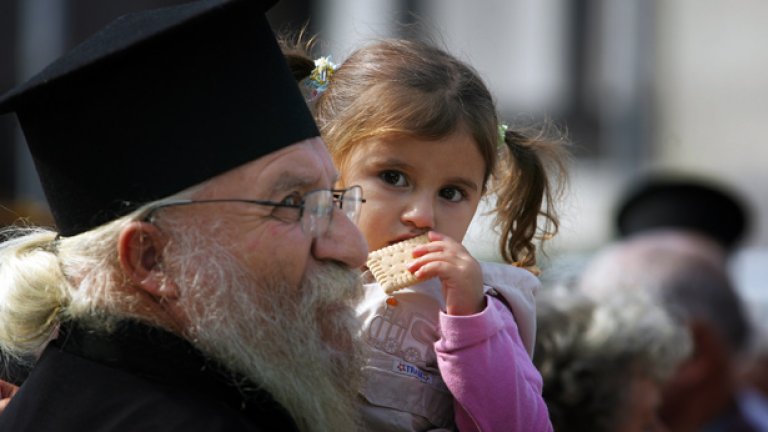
[270,171,326,192]
[187,138,338,200]
[248,141,339,194]
[255,154,338,192]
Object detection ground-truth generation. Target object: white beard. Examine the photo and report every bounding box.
[168,237,363,432]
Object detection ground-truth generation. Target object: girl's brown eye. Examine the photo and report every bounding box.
[380,170,407,186]
[440,187,464,202]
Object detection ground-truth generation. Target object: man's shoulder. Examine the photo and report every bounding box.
[0,343,296,431]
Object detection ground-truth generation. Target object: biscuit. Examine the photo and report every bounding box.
[366,234,430,294]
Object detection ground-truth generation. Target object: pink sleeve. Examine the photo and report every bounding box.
[435,296,552,432]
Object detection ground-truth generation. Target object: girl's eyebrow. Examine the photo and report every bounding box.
[366,156,411,169]
[446,176,480,193]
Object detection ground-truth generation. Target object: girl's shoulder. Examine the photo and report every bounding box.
[479,261,541,295]
[479,261,540,358]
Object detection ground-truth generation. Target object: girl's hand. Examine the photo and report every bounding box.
[407,231,484,316]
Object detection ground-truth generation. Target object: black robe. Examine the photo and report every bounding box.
[0,320,299,431]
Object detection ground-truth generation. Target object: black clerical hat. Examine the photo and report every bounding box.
[0,0,319,236]
[616,175,750,252]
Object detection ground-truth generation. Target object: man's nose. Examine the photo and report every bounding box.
[311,207,368,268]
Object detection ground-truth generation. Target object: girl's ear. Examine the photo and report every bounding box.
[118,221,178,300]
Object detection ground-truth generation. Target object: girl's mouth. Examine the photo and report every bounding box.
[388,232,428,245]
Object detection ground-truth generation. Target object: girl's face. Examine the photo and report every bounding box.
[341,130,486,252]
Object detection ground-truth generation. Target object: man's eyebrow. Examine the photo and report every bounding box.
[270,172,323,193]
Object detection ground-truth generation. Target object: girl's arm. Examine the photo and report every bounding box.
[410,233,550,430]
[435,295,552,432]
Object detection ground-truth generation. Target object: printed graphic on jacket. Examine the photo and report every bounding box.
[365,302,438,367]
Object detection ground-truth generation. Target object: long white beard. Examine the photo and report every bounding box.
[169,237,363,432]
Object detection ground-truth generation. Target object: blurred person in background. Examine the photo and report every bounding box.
[534,287,691,432]
[579,173,768,431]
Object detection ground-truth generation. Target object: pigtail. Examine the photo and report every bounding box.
[492,122,569,268]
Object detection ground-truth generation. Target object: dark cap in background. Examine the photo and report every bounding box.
[616,174,750,253]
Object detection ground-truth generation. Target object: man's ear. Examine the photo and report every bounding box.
[675,320,727,384]
[118,221,178,300]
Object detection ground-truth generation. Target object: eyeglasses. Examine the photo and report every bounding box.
[141,185,365,237]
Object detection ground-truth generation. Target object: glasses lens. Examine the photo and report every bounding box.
[342,186,362,223]
[302,190,333,236]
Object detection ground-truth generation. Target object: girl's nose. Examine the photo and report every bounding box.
[401,195,435,230]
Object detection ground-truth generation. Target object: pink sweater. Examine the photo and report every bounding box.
[437,297,552,431]
[356,262,552,431]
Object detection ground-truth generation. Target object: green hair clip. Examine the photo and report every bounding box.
[498,123,509,147]
[305,56,338,100]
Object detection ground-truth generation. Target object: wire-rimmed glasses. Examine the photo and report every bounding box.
[141,185,365,237]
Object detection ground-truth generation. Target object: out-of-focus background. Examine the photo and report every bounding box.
[1,0,767,324]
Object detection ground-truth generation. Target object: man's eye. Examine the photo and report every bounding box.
[380,171,407,187]
[439,187,464,202]
[279,192,303,206]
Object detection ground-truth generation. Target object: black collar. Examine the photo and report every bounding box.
[53,320,296,426]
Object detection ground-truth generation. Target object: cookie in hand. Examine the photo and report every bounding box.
[366,234,430,294]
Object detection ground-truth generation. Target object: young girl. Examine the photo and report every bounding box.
[285,38,567,431]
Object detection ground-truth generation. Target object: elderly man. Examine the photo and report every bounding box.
[0,0,367,431]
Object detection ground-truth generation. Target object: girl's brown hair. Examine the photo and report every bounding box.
[283,36,568,267]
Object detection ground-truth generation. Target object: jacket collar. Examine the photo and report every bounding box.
[53,319,296,427]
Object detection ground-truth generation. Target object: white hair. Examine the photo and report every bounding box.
[579,231,751,352]
[157,212,364,432]
[0,214,145,362]
[535,288,692,431]
[1,193,365,432]
[0,192,199,364]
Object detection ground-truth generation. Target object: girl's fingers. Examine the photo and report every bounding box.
[426,230,445,242]
[411,230,447,255]
[410,245,471,267]
[411,242,442,257]
[407,249,451,271]
[411,260,451,280]
[407,251,475,276]
[411,236,464,257]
